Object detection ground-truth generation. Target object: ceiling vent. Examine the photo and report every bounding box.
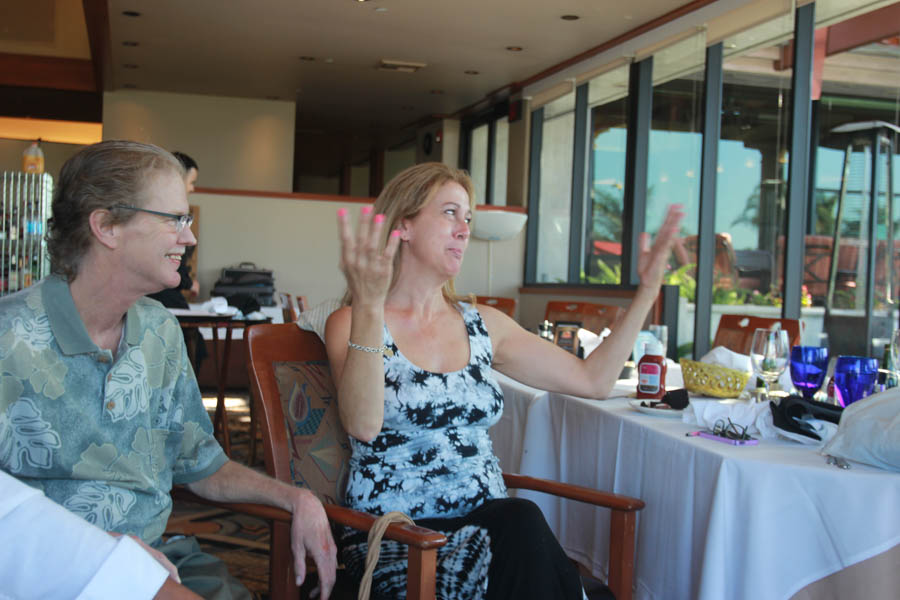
[378,59,427,73]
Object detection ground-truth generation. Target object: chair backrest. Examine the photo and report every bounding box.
[476,295,517,318]
[712,314,802,354]
[544,301,625,335]
[278,292,298,323]
[246,324,350,504]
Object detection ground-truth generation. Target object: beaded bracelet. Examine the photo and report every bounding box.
[348,340,387,354]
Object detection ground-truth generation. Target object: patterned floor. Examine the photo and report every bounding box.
[166,392,272,597]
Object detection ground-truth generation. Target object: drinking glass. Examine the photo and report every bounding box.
[749,328,790,403]
[833,355,879,407]
[649,324,668,354]
[789,346,829,400]
[890,329,900,376]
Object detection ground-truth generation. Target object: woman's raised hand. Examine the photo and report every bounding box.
[637,204,685,291]
[337,206,402,307]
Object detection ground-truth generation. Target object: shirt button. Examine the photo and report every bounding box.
[106,401,116,410]
[98,354,110,363]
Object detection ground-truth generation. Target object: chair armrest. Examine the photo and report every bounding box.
[502,473,645,512]
[171,487,447,550]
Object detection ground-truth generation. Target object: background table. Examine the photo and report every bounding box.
[490,369,900,600]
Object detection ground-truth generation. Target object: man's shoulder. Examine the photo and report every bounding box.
[0,282,44,321]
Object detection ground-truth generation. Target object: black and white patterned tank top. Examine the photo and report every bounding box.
[344,303,508,519]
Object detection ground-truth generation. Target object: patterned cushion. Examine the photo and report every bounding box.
[273,361,350,504]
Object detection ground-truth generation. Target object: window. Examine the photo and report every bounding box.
[535,92,576,283]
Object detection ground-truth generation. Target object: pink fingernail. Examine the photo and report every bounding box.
[361,205,373,215]
[337,208,347,217]
[374,214,385,224]
[391,230,400,237]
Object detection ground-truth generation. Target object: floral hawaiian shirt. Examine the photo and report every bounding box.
[0,276,226,544]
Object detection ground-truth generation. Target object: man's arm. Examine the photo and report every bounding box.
[185,460,337,599]
[0,470,197,600]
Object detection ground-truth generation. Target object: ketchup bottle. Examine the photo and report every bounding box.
[636,341,667,400]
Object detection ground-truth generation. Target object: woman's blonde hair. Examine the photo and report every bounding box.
[343,162,475,307]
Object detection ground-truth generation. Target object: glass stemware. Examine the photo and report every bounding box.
[889,329,900,385]
[833,355,879,407]
[789,346,829,400]
[749,328,790,403]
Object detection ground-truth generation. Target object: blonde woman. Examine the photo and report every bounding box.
[326,162,683,599]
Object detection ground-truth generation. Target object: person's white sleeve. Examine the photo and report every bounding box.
[0,470,169,600]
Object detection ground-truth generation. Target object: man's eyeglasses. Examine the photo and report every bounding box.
[712,418,753,441]
[112,204,193,233]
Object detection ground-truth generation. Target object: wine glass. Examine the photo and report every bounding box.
[889,329,900,386]
[749,328,790,403]
[789,346,829,400]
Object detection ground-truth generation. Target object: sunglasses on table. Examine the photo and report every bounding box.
[112,204,193,233]
[712,418,754,441]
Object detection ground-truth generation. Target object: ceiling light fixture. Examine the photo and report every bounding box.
[561,15,579,21]
[299,56,316,61]
[464,70,479,75]
[122,10,141,17]
[378,59,427,73]
[506,46,523,52]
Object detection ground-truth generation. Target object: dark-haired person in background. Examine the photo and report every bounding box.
[148,151,201,308]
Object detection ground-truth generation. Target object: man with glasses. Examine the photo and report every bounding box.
[0,141,337,599]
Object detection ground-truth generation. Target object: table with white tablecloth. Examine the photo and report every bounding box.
[489,369,900,600]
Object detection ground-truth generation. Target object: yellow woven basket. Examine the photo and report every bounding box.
[679,358,750,398]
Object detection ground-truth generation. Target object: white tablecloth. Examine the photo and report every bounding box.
[490,370,900,600]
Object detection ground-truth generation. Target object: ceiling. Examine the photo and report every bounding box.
[1,0,701,171]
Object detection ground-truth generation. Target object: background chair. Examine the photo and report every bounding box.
[545,301,625,336]
[248,324,645,600]
[278,292,298,323]
[476,295,517,318]
[712,315,802,355]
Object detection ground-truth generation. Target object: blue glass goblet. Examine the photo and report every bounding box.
[833,356,879,407]
[790,346,829,400]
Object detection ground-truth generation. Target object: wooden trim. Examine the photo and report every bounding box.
[0,53,95,92]
[516,0,719,92]
[81,0,110,92]
[194,186,374,203]
[475,204,527,213]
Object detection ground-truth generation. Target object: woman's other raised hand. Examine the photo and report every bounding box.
[637,204,685,291]
[337,206,402,307]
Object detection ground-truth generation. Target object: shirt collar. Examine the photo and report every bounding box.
[42,274,143,355]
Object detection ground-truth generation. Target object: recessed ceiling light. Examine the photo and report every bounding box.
[299,56,316,61]
[122,41,139,47]
[430,89,444,95]
[464,70,479,75]
[506,46,523,52]
[122,10,141,17]
[561,15,579,21]
[123,64,139,69]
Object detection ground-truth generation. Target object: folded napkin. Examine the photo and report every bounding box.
[700,346,792,392]
[684,399,780,439]
[199,297,238,316]
[578,327,611,358]
[822,387,900,471]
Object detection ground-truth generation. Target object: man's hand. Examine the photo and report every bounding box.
[289,488,337,598]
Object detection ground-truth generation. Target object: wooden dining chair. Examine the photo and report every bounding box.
[243,323,449,599]
[246,324,645,600]
[476,295,517,318]
[545,301,625,335]
[712,314,803,354]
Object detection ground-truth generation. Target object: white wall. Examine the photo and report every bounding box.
[102,90,295,192]
[188,191,525,309]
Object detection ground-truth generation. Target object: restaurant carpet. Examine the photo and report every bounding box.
[166,392,615,599]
